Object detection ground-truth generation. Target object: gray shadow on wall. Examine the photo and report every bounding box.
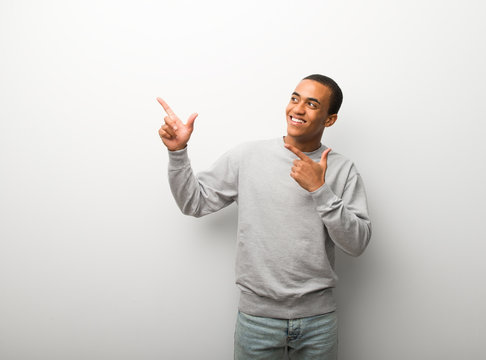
[194,203,239,243]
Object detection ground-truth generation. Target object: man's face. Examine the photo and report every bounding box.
[285,79,336,144]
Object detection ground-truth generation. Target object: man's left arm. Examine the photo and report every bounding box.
[310,171,371,256]
[285,144,371,256]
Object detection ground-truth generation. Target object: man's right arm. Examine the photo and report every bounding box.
[167,147,238,217]
[157,97,238,217]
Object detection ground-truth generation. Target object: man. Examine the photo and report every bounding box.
[157,74,371,359]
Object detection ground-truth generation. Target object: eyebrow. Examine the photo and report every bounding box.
[292,92,321,105]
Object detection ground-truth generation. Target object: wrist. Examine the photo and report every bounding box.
[167,144,188,151]
[308,181,325,193]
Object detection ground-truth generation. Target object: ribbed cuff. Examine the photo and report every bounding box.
[167,147,190,170]
[309,183,339,208]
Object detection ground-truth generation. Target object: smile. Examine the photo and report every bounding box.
[290,116,306,124]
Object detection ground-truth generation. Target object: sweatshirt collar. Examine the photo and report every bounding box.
[280,136,327,156]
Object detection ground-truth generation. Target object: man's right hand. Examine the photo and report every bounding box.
[157,97,198,151]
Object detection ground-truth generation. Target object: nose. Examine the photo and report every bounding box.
[293,101,306,115]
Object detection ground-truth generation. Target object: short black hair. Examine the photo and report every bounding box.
[303,74,343,115]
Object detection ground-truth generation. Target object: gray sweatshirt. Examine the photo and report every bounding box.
[167,137,371,319]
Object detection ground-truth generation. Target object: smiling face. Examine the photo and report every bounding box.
[285,79,337,151]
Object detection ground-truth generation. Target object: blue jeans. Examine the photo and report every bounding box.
[234,310,338,360]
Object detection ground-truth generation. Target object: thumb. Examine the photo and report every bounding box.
[320,148,332,167]
[186,113,198,131]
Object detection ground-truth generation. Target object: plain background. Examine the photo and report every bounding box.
[1,0,485,359]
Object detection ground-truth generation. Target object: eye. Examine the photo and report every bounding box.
[291,96,298,102]
[308,102,317,108]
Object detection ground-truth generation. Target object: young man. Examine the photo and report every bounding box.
[157,74,371,359]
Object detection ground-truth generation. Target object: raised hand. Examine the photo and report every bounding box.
[284,143,332,192]
[157,97,198,151]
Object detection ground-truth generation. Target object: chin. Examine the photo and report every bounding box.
[286,127,303,138]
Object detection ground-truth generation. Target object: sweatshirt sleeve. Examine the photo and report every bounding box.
[167,146,239,218]
[310,167,372,257]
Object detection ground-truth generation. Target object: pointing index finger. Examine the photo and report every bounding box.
[284,143,310,161]
[156,97,177,119]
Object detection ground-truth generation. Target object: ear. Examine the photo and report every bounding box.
[324,114,338,128]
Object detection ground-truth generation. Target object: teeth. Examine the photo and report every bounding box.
[291,116,305,123]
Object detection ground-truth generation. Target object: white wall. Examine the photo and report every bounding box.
[1,0,485,359]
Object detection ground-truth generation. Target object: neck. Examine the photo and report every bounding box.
[283,136,322,152]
